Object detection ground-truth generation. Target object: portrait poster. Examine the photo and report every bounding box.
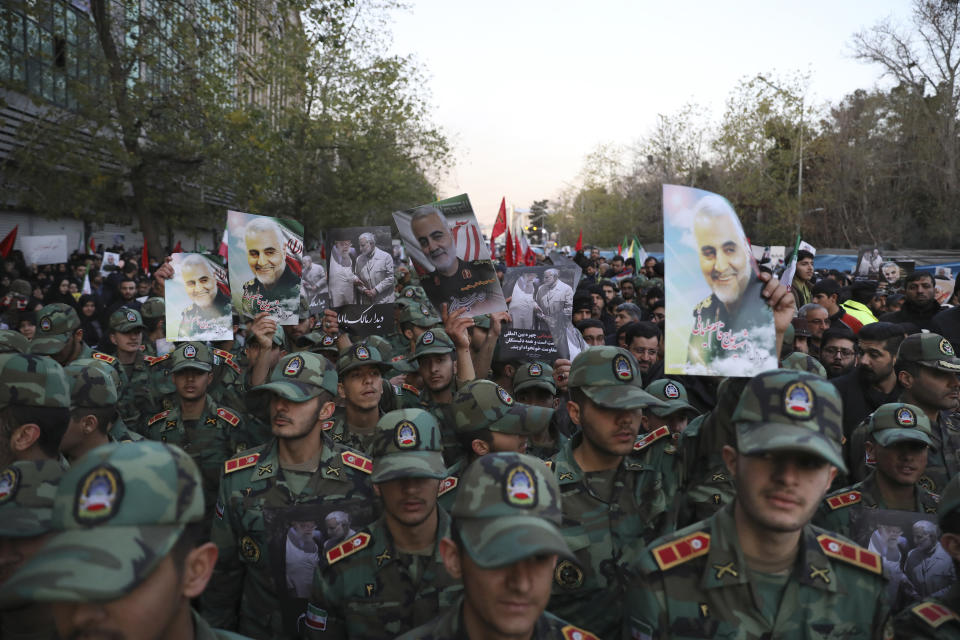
[300,248,328,314]
[165,253,232,341]
[501,265,580,360]
[849,509,955,611]
[663,185,778,377]
[877,259,913,289]
[935,274,956,305]
[855,247,885,279]
[392,194,507,316]
[263,498,376,636]
[227,210,303,325]
[750,245,785,271]
[100,251,121,276]
[324,226,395,337]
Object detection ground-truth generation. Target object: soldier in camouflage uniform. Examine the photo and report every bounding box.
[69,357,142,443]
[96,307,159,429]
[816,403,940,539]
[140,295,167,356]
[643,379,700,436]
[28,302,92,365]
[323,342,393,453]
[0,441,253,640]
[394,300,441,360]
[513,361,571,461]
[624,369,893,640]
[398,452,599,640]
[0,352,71,468]
[0,329,29,353]
[306,409,461,639]
[0,458,65,640]
[202,352,378,640]
[547,346,670,639]
[781,350,828,377]
[893,473,960,638]
[142,342,244,525]
[848,332,960,491]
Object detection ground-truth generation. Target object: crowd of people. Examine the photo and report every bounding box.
[0,239,959,640]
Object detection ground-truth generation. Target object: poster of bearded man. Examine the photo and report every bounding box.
[166,253,232,341]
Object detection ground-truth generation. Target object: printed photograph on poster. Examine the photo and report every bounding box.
[300,250,328,312]
[392,194,507,316]
[263,499,376,636]
[227,210,303,324]
[100,251,121,276]
[877,260,913,289]
[855,247,885,278]
[849,509,955,610]
[935,272,956,305]
[165,253,232,341]
[750,245,786,272]
[325,226,395,337]
[662,185,778,377]
[501,265,580,359]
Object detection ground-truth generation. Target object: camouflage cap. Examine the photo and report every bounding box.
[369,409,446,483]
[109,307,145,333]
[399,285,430,304]
[337,342,390,376]
[29,303,81,355]
[309,332,340,355]
[411,328,454,360]
[567,346,667,410]
[896,332,960,373]
[451,452,572,568]
[364,335,394,361]
[139,297,165,320]
[645,379,698,418]
[170,341,213,373]
[398,302,440,328]
[0,460,65,537]
[252,351,338,401]
[868,402,933,448]
[512,361,556,396]
[0,441,204,605]
[65,359,119,408]
[731,369,846,472]
[9,279,31,296]
[780,352,828,378]
[938,474,960,523]
[0,353,70,409]
[0,329,29,354]
[69,358,122,391]
[449,380,553,436]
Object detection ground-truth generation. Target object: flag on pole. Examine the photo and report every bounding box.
[218,228,229,258]
[575,229,583,253]
[81,272,91,295]
[780,237,816,291]
[89,236,96,254]
[631,236,647,272]
[0,225,17,258]
[505,226,515,266]
[519,227,536,266]
[173,241,183,253]
[490,197,507,258]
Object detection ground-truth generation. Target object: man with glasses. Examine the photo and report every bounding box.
[818,327,858,379]
[800,302,831,358]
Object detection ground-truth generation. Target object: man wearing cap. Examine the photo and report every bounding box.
[513,361,569,461]
[893,474,960,637]
[625,370,892,639]
[0,329,29,354]
[325,342,394,453]
[0,441,253,640]
[395,300,442,358]
[546,346,670,638]
[817,403,940,540]
[642,379,700,436]
[306,409,461,639]
[0,353,71,470]
[143,342,244,523]
[398,452,599,640]
[96,306,157,428]
[0,457,65,639]
[203,352,378,640]
[409,325,475,434]
[140,295,167,356]
[791,316,812,354]
[29,302,92,365]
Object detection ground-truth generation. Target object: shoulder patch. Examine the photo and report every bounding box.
[340,451,373,474]
[212,348,233,361]
[651,531,711,571]
[224,452,260,475]
[634,425,670,452]
[216,408,240,426]
[222,358,241,374]
[326,532,371,565]
[816,534,882,574]
[911,601,960,628]
[144,354,169,366]
[92,352,117,364]
[147,410,170,426]
[438,476,458,496]
[561,625,600,640]
[544,460,553,470]
[402,383,420,396]
[826,490,861,510]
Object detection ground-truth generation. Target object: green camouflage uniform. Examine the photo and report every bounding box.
[407,328,463,465]
[320,342,394,454]
[513,361,570,461]
[28,303,82,359]
[93,307,158,429]
[893,474,960,638]
[546,346,670,639]
[306,409,461,639]
[0,441,252,639]
[781,351,828,377]
[139,296,166,357]
[202,352,378,640]
[64,358,143,459]
[398,452,600,640]
[624,369,893,640]
[0,328,29,353]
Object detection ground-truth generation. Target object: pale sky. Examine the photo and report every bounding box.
[389,1,911,228]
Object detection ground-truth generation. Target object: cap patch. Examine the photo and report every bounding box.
[404,289,414,297]
[75,465,122,524]
[184,344,197,358]
[394,420,419,449]
[355,345,370,360]
[422,331,435,345]
[0,467,20,504]
[420,304,430,316]
[896,407,916,427]
[529,363,543,377]
[504,465,536,508]
[322,335,335,346]
[497,385,515,406]
[125,310,137,323]
[613,354,633,381]
[941,338,954,356]
[664,383,680,399]
[284,355,304,377]
[783,382,814,420]
[39,316,52,332]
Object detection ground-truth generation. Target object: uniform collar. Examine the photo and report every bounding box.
[552,433,642,484]
[370,507,451,569]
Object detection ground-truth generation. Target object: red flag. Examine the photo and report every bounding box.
[173,241,183,253]
[491,197,507,258]
[141,239,149,274]
[0,226,17,258]
[514,232,522,267]
[575,229,583,252]
[89,236,96,254]
[218,229,228,258]
[505,227,514,267]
